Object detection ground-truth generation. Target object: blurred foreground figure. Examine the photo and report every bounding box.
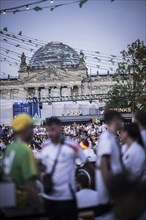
[96,110,123,220]
[134,110,146,149]
[134,110,146,183]
[40,117,87,220]
[110,173,146,220]
[2,114,39,209]
[120,123,145,181]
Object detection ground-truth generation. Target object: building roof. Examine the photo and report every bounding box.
[29,42,80,69]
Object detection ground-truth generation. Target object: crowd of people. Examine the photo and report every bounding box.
[0,122,107,158]
[0,110,146,220]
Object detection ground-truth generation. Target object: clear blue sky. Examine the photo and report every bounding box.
[0,0,145,76]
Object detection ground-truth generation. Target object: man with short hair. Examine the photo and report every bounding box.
[3,114,39,209]
[95,110,123,219]
[40,117,88,220]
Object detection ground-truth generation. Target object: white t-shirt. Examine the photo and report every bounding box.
[83,148,97,162]
[40,138,87,201]
[141,130,146,149]
[122,141,145,180]
[76,189,99,209]
[96,130,122,204]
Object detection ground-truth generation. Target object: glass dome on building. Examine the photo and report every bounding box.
[29,42,80,69]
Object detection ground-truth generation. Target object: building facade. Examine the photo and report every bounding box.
[0,42,115,102]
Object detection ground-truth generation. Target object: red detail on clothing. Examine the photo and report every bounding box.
[70,145,79,153]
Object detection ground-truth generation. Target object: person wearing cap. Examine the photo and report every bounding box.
[3,113,40,209]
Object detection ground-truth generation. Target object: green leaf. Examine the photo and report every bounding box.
[33,6,42,12]
[50,3,64,11]
[79,0,88,8]
[3,27,8,32]
[18,31,22,36]
[13,10,19,14]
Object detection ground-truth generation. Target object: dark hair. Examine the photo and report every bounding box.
[104,110,122,124]
[46,117,61,126]
[122,123,144,147]
[135,110,146,128]
[109,172,146,200]
[77,173,89,189]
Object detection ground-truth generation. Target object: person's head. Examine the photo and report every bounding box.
[46,117,62,143]
[134,110,146,130]
[76,173,90,190]
[120,123,143,146]
[12,113,34,144]
[104,110,123,132]
[109,173,146,220]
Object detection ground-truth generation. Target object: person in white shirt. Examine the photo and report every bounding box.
[96,110,123,220]
[80,140,97,163]
[76,173,99,209]
[40,117,88,220]
[120,123,145,181]
[134,110,146,149]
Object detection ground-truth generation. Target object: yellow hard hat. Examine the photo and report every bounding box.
[12,113,33,132]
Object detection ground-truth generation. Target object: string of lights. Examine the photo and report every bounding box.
[0,38,122,68]
[0,0,82,15]
[0,29,124,59]
[0,45,119,70]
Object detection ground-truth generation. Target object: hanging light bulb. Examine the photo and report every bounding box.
[2,10,6,15]
[26,5,29,10]
[50,0,54,3]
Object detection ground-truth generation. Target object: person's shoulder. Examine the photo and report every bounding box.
[99,130,111,141]
[132,142,145,154]
[8,141,26,150]
[64,138,79,153]
[42,139,51,148]
[122,144,127,154]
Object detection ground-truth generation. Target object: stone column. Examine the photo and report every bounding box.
[45,87,49,98]
[67,87,71,96]
[60,87,62,97]
[34,87,39,98]
[78,86,81,95]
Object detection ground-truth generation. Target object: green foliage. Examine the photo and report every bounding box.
[33,6,42,12]
[18,31,22,36]
[106,39,146,111]
[13,10,19,14]
[79,0,88,8]
[3,27,8,32]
